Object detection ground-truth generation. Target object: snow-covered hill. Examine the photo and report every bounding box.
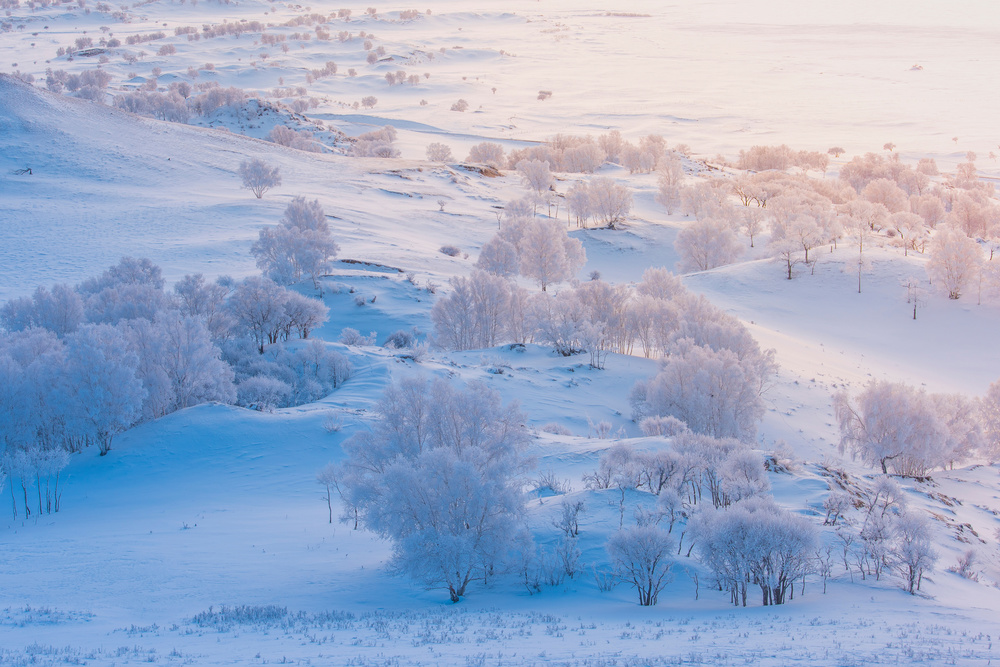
[1,1,1000,665]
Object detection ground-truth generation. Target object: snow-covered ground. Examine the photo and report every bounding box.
[2,1,1000,664]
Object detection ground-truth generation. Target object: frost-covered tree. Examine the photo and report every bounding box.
[926,225,982,300]
[466,142,505,169]
[0,283,83,336]
[606,525,675,606]
[518,219,587,290]
[64,323,146,455]
[515,159,553,197]
[431,270,512,350]
[77,257,171,324]
[238,158,282,199]
[173,273,234,341]
[251,197,340,289]
[694,497,816,606]
[674,218,743,273]
[587,177,632,229]
[655,155,684,215]
[892,511,936,594]
[834,380,947,476]
[339,377,531,602]
[425,142,453,162]
[634,340,776,442]
[475,236,520,277]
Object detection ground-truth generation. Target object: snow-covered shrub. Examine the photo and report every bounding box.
[351,125,400,158]
[382,328,417,349]
[339,327,375,346]
[236,375,292,412]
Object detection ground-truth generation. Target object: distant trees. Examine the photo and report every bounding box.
[338,377,531,602]
[238,159,281,199]
[251,197,340,290]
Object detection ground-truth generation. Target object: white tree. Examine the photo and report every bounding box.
[251,197,340,290]
[0,283,83,336]
[227,276,289,353]
[516,159,553,198]
[466,142,505,169]
[834,380,947,476]
[636,340,775,442]
[927,225,982,300]
[892,511,937,594]
[588,177,632,229]
[606,525,675,605]
[695,497,816,607]
[426,142,453,162]
[655,155,684,215]
[475,236,520,277]
[238,158,282,199]
[518,219,586,290]
[339,377,531,602]
[431,270,512,350]
[64,323,146,455]
[566,182,593,227]
[890,211,928,256]
[675,218,743,273]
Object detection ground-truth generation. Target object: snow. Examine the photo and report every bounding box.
[2,1,1000,664]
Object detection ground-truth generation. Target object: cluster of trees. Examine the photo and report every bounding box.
[663,146,1000,303]
[585,434,937,605]
[350,125,400,158]
[475,214,586,291]
[113,83,249,121]
[825,475,936,595]
[457,131,685,177]
[0,256,344,470]
[433,260,775,440]
[835,378,999,476]
[583,434,808,606]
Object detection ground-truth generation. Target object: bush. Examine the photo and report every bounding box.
[439,245,461,257]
